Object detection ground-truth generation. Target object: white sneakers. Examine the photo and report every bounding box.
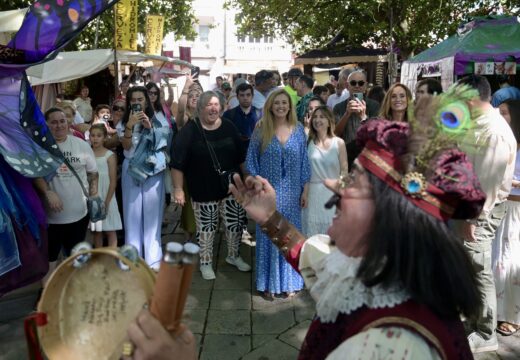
[467,332,498,353]
[226,256,252,272]
[200,264,216,280]
[200,256,251,280]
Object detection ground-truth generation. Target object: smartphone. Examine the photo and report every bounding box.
[353,93,363,102]
[191,66,200,80]
[131,103,142,113]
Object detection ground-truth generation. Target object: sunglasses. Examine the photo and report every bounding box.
[112,106,125,111]
[349,80,366,87]
[323,171,357,209]
[148,91,159,96]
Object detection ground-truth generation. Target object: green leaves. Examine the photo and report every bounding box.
[225,0,517,58]
[1,0,197,51]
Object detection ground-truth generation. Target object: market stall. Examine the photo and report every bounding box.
[26,49,192,85]
[401,15,520,91]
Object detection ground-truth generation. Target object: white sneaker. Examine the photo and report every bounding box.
[200,264,216,280]
[467,332,498,353]
[242,229,252,240]
[226,256,251,272]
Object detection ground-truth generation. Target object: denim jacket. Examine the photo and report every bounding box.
[128,115,170,184]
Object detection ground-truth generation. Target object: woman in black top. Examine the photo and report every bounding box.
[171,91,251,280]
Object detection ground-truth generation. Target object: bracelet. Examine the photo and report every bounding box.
[182,91,189,95]
[125,126,132,131]
[124,134,132,139]
[260,211,305,256]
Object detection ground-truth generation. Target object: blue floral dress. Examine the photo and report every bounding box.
[246,123,311,294]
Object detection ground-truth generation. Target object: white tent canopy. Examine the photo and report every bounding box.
[0,8,28,45]
[27,49,193,85]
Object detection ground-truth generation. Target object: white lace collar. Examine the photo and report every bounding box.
[310,249,410,323]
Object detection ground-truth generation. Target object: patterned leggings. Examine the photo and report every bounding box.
[192,195,245,265]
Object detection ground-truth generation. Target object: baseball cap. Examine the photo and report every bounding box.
[287,68,303,77]
[222,82,232,90]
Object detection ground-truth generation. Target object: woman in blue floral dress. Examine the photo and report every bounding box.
[246,88,310,298]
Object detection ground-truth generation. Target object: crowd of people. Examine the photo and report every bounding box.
[34,66,520,357]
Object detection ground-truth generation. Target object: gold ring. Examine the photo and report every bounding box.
[122,341,134,357]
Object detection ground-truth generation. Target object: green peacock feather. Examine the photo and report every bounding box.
[404,84,480,176]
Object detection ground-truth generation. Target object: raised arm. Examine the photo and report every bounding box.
[162,80,174,108]
[176,75,194,129]
[229,174,306,270]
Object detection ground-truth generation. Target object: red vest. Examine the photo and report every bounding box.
[298,300,472,360]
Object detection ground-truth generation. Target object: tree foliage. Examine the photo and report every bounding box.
[225,0,520,58]
[1,0,197,51]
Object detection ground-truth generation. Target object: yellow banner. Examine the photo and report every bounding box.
[115,0,138,51]
[145,15,164,56]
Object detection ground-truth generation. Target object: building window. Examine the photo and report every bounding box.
[237,35,246,42]
[198,25,210,42]
[263,35,274,43]
[248,36,254,43]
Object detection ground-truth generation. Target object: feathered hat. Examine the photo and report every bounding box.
[356,85,486,221]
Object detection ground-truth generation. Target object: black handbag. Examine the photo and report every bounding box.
[195,119,236,193]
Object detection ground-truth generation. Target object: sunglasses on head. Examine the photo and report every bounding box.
[349,80,366,87]
[112,106,125,111]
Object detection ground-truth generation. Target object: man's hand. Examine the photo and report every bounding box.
[46,190,63,212]
[123,309,196,360]
[346,99,366,119]
[229,174,276,225]
[460,221,477,242]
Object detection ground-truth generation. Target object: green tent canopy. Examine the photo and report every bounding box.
[401,15,520,90]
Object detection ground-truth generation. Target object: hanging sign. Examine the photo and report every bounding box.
[145,15,164,56]
[115,0,138,51]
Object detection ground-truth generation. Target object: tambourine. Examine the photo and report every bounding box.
[30,243,155,360]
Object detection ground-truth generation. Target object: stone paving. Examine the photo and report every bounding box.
[1,204,520,359]
[163,205,315,359]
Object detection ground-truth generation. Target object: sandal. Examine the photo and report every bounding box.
[284,291,298,299]
[497,321,519,336]
[260,291,274,301]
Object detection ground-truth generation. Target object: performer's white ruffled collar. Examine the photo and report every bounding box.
[306,241,410,323]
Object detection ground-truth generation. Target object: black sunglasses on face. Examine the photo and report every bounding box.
[324,194,341,209]
[112,106,125,111]
[349,80,366,87]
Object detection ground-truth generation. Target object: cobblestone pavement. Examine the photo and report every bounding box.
[1,204,520,359]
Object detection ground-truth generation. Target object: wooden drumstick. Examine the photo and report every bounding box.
[150,242,184,332]
[173,243,200,334]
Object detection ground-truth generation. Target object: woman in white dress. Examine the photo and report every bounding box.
[303,105,348,236]
[494,99,520,336]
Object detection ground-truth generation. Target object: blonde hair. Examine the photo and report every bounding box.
[379,83,412,122]
[307,106,335,144]
[257,89,297,152]
[55,101,76,125]
[55,100,76,114]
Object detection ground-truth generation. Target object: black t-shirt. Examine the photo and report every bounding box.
[171,119,246,202]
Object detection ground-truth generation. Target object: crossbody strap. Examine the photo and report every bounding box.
[62,156,89,198]
[195,119,223,174]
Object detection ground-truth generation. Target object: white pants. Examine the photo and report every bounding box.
[122,159,165,269]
